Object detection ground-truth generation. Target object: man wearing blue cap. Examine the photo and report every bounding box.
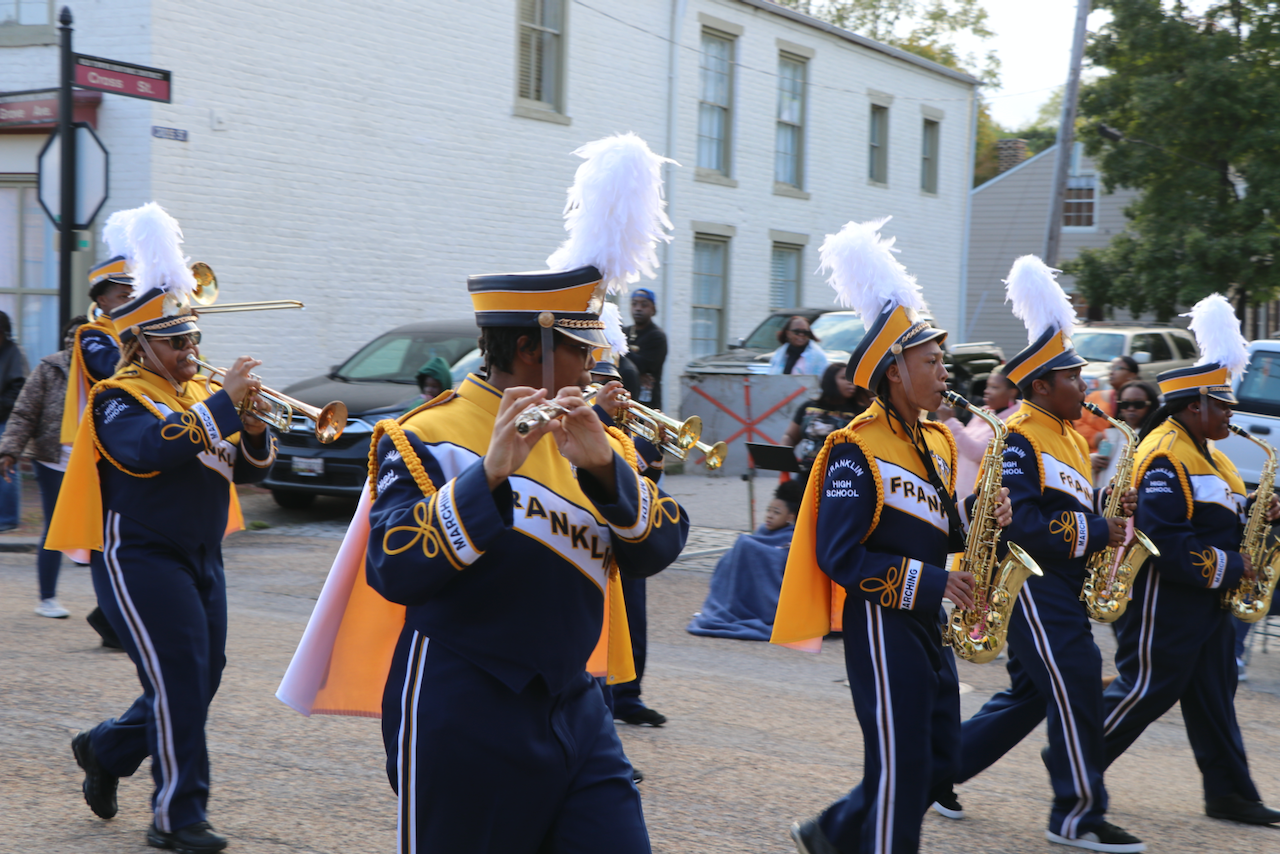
[624,288,666,411]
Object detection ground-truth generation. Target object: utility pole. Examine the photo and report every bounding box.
[1044,0,1091,269]
[57,6,74,330]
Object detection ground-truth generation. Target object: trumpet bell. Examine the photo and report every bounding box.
[191,262,219,306]
[314,401,348,444]
[700,440,728,471]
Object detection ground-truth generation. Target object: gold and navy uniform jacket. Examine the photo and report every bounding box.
[92,366,276,549]
[80,326,121,382]
[1000,401,1111,578]
[1132,418,1247,591]
[813,400,961,625]
[365,374,689,696]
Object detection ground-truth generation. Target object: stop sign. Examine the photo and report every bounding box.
[37,121,109,229]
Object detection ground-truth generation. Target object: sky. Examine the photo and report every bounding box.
[952,0,1216,130]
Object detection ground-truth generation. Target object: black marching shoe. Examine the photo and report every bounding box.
[1046,821,1145,853]
[931,788,965,820]
[1206,793,1280,825]
[147,821,228,853]
[86,606,124,650]
[790,819,839,854]
[71,730,118,819]
[632,767,645,784]
[617,707,667,727]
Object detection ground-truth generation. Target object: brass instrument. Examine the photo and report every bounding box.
[1223,424,1279,622]
[187,263,305,314]
[942,391,1044,663]
[514,386,711,463]
[187,355,348,444]
[1080,401,1159,622]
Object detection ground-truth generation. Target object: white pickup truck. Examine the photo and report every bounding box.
[1218,339,1280,489]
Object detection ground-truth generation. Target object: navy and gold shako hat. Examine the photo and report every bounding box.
[110,288,199,343]
[1003,326,1086,392]
[1156,293,1250,406]
[847,305,947,392]
[466,265,610,350]
[104,203,200,343]
[88,256,134,299]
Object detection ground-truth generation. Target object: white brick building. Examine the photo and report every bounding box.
[1,0,978,399]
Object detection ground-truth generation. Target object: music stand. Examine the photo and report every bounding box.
[745,442,799,473]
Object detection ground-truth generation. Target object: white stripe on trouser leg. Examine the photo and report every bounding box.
[103,511,181,832]
[397,633,429,854]
[1019,586,1093,838]
[866,602,896,854]
[1104,569,1160,733]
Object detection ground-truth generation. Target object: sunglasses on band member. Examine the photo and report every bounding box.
[1117,400,1152,410]
[154,332,201,350]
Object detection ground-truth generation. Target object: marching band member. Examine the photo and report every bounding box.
[1103,294,1280,826]
[278,134,688,854]
[775,218,1010,854]
[954,256,1142,853]
[48,203,276,854]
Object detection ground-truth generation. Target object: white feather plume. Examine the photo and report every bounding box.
[816,216,928,324]
[1183,293,1249,376]
[1003,255,1077,344]
[101,208,137,262]
[601,302,629,358]
[546,133,677,294]
[125,202,196,298]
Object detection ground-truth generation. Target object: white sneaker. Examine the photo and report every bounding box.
[1237,658,1249,682]
[35,598,70,618]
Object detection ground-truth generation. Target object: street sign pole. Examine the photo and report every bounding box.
[57,6,74,330]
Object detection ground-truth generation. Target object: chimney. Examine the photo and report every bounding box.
[996,139,1029,174]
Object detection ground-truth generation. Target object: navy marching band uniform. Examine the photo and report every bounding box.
[50,204,276,851]
[956,257,1143,852]
[1103,333,1280,825]
[773,233,965,854]
[364,268,688,853]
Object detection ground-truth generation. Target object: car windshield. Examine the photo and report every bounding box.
[809,313,868,354]
[336,333,478,382]
[1236,349,1280,417]
[1072,332,1125,362]
[742,315,792,349]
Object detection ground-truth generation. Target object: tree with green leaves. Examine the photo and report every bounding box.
[1067,0,1280,325]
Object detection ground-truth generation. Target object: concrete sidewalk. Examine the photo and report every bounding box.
[3,499,1280,853]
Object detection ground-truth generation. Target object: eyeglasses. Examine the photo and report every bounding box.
[787,328,812,337]
[1117,400,1152,410]
[155,332,201,350]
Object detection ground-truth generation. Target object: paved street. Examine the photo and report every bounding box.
[3,478,1280,853]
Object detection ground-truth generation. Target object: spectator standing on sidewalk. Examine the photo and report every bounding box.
[0,316,87,618]
[0,311,29,532]
[624,287,667,410]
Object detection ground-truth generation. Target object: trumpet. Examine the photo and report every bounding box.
[513,386,707,461]
[694,439,728,471]
[188,262,305,314]
[187,355,348,444]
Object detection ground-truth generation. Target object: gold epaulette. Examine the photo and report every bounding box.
[810,426,883,543]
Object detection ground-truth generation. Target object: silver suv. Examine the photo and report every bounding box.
[1072,324,1199,394]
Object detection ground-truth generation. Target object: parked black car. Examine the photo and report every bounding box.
[263,320,479,507]
[685,308,1004,400]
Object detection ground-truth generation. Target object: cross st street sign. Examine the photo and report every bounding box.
[37,122,109,230]
[74,54,171,103]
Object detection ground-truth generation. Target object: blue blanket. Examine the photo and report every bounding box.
[687,524,794,641]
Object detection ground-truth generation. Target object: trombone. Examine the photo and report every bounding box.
[189,263,305,314]
[187,355,348,444]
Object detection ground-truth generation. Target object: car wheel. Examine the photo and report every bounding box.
[272,489,316,509]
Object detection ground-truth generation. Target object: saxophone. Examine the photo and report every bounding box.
[1079,402,1160,623]
[1222,423,1279,623]
[942,391,1044,664]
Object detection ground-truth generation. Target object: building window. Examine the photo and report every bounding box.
[0,184,59,363]
[2,0,49,25]
[775,55,805,187]
[698,31,734,174]
[1063,175,1096,227]
[920,119,939,194]
[869,105,889,184]
[517,0,563,110]
[770,244,802,309]
[692,237,728,357]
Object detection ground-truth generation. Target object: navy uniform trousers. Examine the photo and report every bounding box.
[610,575,648,716]
[381,634,646,854]
[1102,567,1259,801]
[958,569,1110,838]
[87,511,228,833]
[818,600,961,854]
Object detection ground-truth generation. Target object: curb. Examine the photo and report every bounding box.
[0,537,41,553]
